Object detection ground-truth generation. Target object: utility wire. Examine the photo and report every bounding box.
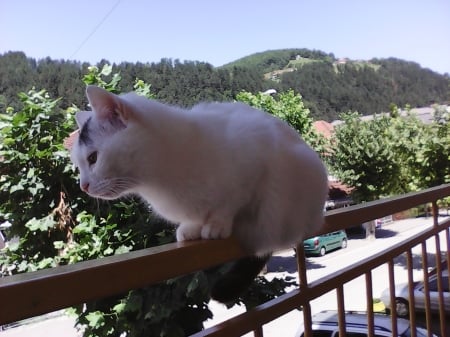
[69,0,121,60]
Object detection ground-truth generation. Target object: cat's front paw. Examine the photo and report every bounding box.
[201,223,232,240]
[176,223,202,241]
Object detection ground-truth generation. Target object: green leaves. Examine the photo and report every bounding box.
[236,89,326,155]
[85,311,106,328]
[329,108,450,202]
[134,79,155,99]
[0,88,75,257]
[234,276,297,310]
[83,65,121,93]
[25,215,56,232]
[330,112,403,201]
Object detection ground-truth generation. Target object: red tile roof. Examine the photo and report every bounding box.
[313,120,334,139]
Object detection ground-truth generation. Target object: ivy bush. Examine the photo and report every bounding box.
[0,65,296,336]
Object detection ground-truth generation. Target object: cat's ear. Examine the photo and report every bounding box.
[86,86,129,126]
[75,110,92,128]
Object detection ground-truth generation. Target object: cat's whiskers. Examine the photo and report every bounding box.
[95,177,139,199]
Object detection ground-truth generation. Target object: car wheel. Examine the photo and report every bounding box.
[395,298,409,317]
[319,247,326,256]
[341,239,347,249]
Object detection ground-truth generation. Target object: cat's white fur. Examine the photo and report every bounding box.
[71,86,328,255]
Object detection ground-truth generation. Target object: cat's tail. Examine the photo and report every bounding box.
[211,253,272,303]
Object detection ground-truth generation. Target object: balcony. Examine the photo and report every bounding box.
[0,183,449,337]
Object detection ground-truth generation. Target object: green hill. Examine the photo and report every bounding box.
[1,49,448,122]
[223,49,449,120]
[221,48,334,73]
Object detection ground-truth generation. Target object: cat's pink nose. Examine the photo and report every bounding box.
[81,183,89,192]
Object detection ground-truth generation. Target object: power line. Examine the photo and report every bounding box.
[69,0,121,60]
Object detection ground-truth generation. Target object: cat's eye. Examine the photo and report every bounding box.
[87,151,98,166]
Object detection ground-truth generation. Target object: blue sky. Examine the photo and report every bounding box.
[1,0,449,74]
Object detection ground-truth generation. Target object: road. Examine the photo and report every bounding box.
[1,216,447,337]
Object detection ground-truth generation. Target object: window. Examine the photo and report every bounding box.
[442,276,449,292]
[427,275,449,292]
[429,278,438,291]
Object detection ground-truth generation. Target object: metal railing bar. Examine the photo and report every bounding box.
[337,285,346,337]
[197,220,450,336]
[296,244,313,337]
[301,302,313,337]
[191,289,303,337]
[306,220,449,297]
[447,227,450,294]
[365,271,375,337]
[0,184,448,334]
[433,232,446,336]
[0,238,245,324]
[323,184,450,232]
[406,249,417,337]
[253,326,263,337]
[2,217,448,332]
[1,189,448,323]
[420,242,433,337]
[388,260,398,337]
[432,201,439,228]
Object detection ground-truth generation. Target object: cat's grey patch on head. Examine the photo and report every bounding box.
[79,117,93,145]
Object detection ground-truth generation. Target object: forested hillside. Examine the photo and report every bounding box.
[1,50,448,121]
[0,52,264,112]
[225,49,449,120]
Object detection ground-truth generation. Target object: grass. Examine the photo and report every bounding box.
[287,58,321,69]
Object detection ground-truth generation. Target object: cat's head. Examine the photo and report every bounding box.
[70,86,140,200]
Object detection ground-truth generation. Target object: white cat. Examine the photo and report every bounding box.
[69,85,328,302]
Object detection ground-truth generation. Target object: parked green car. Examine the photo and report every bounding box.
[303,230,348,256]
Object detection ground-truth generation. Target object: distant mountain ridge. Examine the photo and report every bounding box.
[0,49,448,121]
[222,49,449,120]
[222,48,433,75]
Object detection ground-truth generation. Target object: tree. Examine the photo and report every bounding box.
[328,109,450,237]
[235,90,325,155]
[328,112,407,203]
[328,112,406,239]
[415,106,450,189]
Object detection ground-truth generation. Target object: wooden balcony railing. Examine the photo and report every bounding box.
[1,183,449,336]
